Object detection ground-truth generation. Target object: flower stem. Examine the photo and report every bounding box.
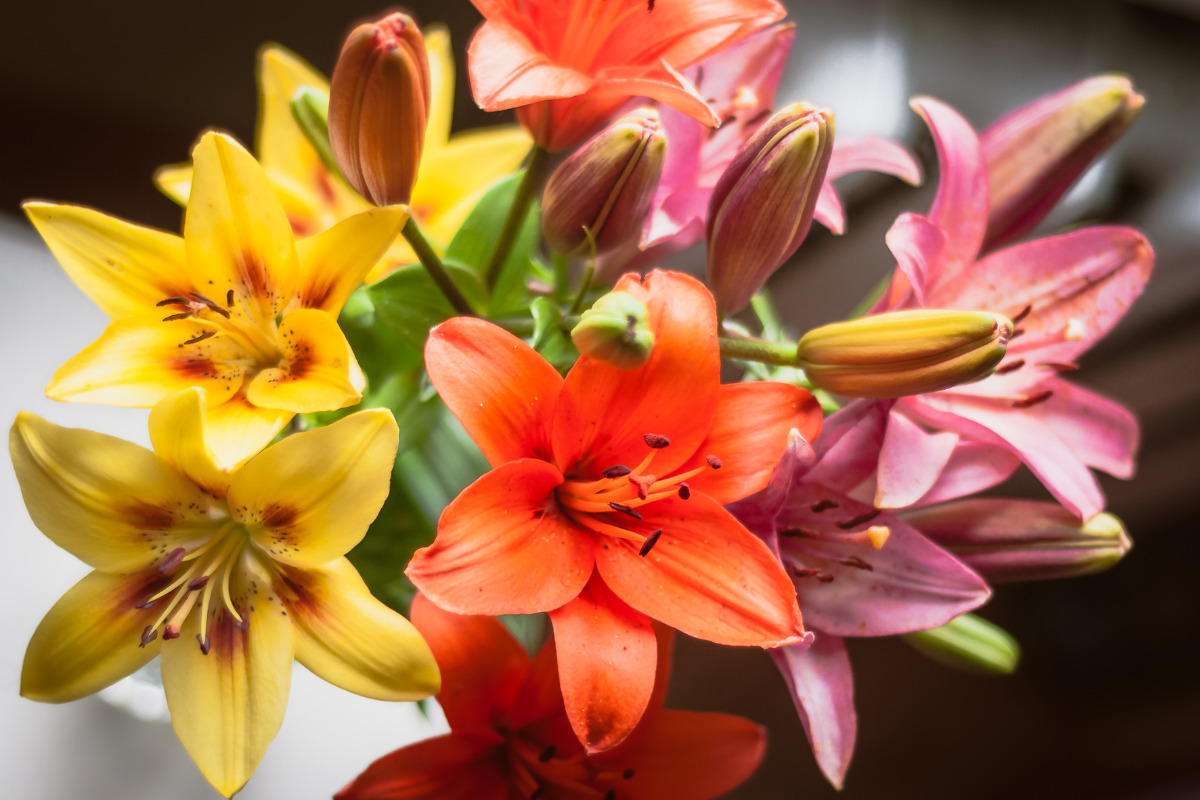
[484,145,551,289]
[717,336,798,366]
[402,218,476,316]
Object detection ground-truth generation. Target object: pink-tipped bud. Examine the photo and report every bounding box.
[328,12,431,206]
[541,109,666,256]
[904,499,1132,583]
[982,75,1144,250]
[706,102,834,314]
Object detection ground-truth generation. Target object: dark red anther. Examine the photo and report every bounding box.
[156,296,190,307]
[162,311,193,322]
[226,289,235,307]
[537,745,557,762]
[647,0,654,10]
[1012,390,1054,409]
[811,499,839,513]
[792,567,820,578]
[816,573,836,583]
[135,598,156,610]
[183,330,217,345]
[995,358,1025,375]
[603,465,632,479]
[1039,361,1080,373]
[609,502,643,520]
[678,483,691,500]
[236,616,250,632]
[643,433,671,449]
[837,509,881,529]
[139,626,157,647]
[188,291,231,318]
[744,108,773,128]
[839,555,875,571]
[639,529,663,557]
[779,527,819,538]
[1011,304,1033,325]
[605,790,616,800]
[623,768,636,780]
[163,624,181,640]
[188,575,210,590]
[197,634,211,655]
[1009,328,1025,340]
[159,547,186,574]
[705,455,722,469]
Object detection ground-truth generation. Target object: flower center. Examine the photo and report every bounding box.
[158,290,283,370]
[506,731,638,800]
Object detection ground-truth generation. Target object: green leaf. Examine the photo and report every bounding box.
[902,613,1021,675]
[529,296,579,371]
[368,260,488,367]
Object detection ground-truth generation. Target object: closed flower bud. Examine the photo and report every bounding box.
[328,12,431,206]
[794,309,1012,398]
[903,613,1020,675]
[707,102,834,314]
[982,75,1145,250]
[903,499,1133,584]
[571,291,655,370]
[542,109,666,256]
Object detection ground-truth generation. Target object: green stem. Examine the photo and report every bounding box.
[484,145,551,289]
[750,291,784,340]
[568,263,595,316]
[718,336,798,367]
[402,218,476,317]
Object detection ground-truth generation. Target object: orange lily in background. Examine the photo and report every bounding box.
[408,270,820,753]
[27,132,404,466]
[156,36,531,281]
[467,0,787,151]
[337,595,766,800]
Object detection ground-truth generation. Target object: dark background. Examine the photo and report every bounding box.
[3,0,1198,797]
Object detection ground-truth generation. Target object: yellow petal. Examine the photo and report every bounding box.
[244,308,364,413]
[154,161,194,206]
[10,411,214,572]
[149,388,234,495]
[185,132,298,321]
[256,44,329,179]
[294,205,408,314]
[424,26,455,151]
[21,569,164,702]
[24,202,191,319]
[202,391,294,471]
[364,237,419,283]
[228,408,398,567]
[161,561,294,798]
[282,558,439,701]
[47,313,245,408]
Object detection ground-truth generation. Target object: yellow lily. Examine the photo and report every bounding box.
[156,32,532,282]
[10,388,440,797]
[27,131,404,466]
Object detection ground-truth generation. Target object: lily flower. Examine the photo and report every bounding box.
[407,269,819,752]
[467,0,787,152]
[27,131,405,467]
[870,95,1153,519]
[155,37,531,280]
[10,388,440,797]
[336,595,766,800]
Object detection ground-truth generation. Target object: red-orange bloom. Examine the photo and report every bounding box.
[467,0,787,151]
[336,595,768,800]
[407,270,819,752]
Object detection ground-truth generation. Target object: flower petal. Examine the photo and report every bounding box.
[880,212,947,309]
[424,27,456,149]
[770,634,856,789]
[409,593,530,729]
[1024,381,1138,479]
[21,569,164,702]
[425,317,562,466]
[827,135,922,185]
[202,392,294,472]
[334,731,508,800]
[874,410,959,509]
[407,460,594,615]
[257,45,330,177]
[293,206,409,315]
[813,180,845,234]
[149,387,232,495]
[245,307,365,413]
[727,428,816,544]
[10,411,213,572]
[153,162,193,205]
[597,493,804,646]
[24,202,191,319]
[549,577,658,753]
[281,559,439,701]
[911,439,1021,507]
[589,61,719,128]
[680,382,823,505]
[804,400,891,493]
[467,21,593,110]
[230,408,398,567]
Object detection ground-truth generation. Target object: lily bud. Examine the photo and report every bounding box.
[290,86,339,176]
[328,12,431,206]
[542,109,666,256]
[571,291,655,370]
[903,499,1132,584]
[982,75,1144,250]
[707,102,834,314]
[795,309,1012,398]
[903,613,1020,675]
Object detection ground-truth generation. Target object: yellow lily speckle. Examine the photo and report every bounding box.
[10,388,440,798]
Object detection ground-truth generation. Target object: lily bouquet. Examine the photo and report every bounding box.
[11,1,1151,797]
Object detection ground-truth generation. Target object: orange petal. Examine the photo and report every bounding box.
[410,593,531,730]
[425,317,562,466]
[245,308,365,413]
[552,269,720,478]
[467,21,592,110]
[596,493,804,646]
[681,382,823,505]
[601,0,787,69]
[548,576,657,753]
[406,459,593,615]
[334,731,508,800]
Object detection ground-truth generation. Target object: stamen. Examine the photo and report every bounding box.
[793,567,820,578]
[816,573,836,583]
[188,292,232,318]
[866,525,890,550]
[628,474,655,500]
[140,626,157,647]
[1039,361,1079,372]
[183,330,217,345]
[135,598,155,610]
[646,0,654,10]
[1011,304,1033,325]
[160,547,186,574]
[744,108,772,128]
[1012,390,1054,409]
[196,634,211,655]
[1009,328,1025,340]
[623,769,635,780]
[603,465,632,479]
[995,358,1025,375]
[639,529,663,557]
[608,502,643,520]
[156,296,190,307]
[694,66,704,88]
[605,791,616,800]
[226,289,235,308]
[162,311,193,322]
[162,624,181,640]
[677,483,690,500]
[705,455,722,469]
[643,433,671,449]
[538,745,557,763]
[188,575,210,590]
[811,499,839,513]
[780,527,819,538]
[838,510,881,529]
[571,512,646,543]
[839,556,874,571]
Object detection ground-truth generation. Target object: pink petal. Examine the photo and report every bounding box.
[881,212,947,308]
[813,181,845,235]
[826,136,923,185]
[911,440,1021,507]
[875,410,959,509]
[804,400,891,492]
[1022,381,1139,480]
[728,428,816,549]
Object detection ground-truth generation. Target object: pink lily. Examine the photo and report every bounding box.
[871,95,1153,519]
[729,400,995,787]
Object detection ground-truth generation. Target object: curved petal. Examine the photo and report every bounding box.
[1025,381,1138,479]
[10,412,214,572]
[813,180,845,234]
[153,162,194,206]
[410,593,531,730]
[596,493,804,646]
[549,578,657,753]
[828,135,922,183]
[334,731,508,800]
[245,308,365,413]
[202,391,293,471]
[423,26,456,149]
[281,559,439,701]
[727,428,816,544]
[425,317,562,466]
[406,460,594,615]
[294,206,409,315]
[257,44,330,177]
[21,569,164,702]
[770,634,855,789]
[680,382,822,505]
[467,21,593,110]
[230,408,398,566]
[911,439,1021,507]
[882,212,947,309]
[24,202,191,319]
[874,410,959,509]
[149,387,232,495]
[590,61,719,128]
[553,270,720,478]
[602,0,786,70]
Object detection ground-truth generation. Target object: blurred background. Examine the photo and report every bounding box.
[2,0,1198,797]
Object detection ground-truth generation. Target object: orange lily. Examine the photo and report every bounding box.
[336,594,767,800]
[467,0,787,151]
[407,269,819,752]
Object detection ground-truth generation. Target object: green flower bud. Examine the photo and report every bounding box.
[571,291,655,370]
[903,613,1021,675]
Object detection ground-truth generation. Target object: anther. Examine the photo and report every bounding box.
[196,634,211,655]
[639,529,663,557]
[838,510,881,529]
[187,291,231,318]
[606,791,616,800]
[537,745,557,763]
[235,616,250,632]
[188,575,210,590]
[839,556,874,571]
[159,547,186,574]
[183,330,217,345]
[623,768,635,780]
[705,455,722,469]
[780,527,819,538]
[995,358,1025,375]
[793,567,820,578]
[603,465,632,479]
[156,296,190,307]
[226,289,235,307]
[647,0,654,12]
[678,483,691,500]
[1010,328,1025,340]
[162,311,193,322]
[643,433,671,449]
[609,502,643,520]
[1039,361,1079,372]
[135,598,156,610]
[1011,304,1033,325]
[139,626,157,647]
[811,499,839,513]
[816,573,836,583]
[1012,390,1054,409]
[744,108,772,128]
